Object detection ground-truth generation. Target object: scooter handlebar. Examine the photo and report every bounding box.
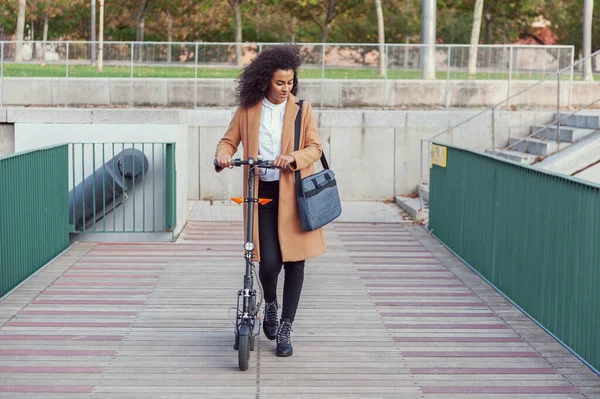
[214,158,282,169]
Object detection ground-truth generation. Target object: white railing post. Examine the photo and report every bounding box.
[568,48,575,109]
[382,44,388,109]
[65,41,70,108]
[130,42,134,108]
[445,46,452,108]
[320,44,326,108]
[507,46,513,109]
[194,42,199,108]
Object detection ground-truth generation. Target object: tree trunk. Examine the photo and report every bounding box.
[404,0,410,70]
[97,0,104,72]
[42,14,48,64]
[233,1,243,66]
[136,0,149,63]
[15,0,26,62]
[320,0,336,44]
[375,0,385,76]
[167,10,173,63]
[320,26,329,44]
[138,15,145,62]
[467,0,484,78]
[91,0,97,64]
[582,0,594,81]
[484,7,491,44]
[291,15,297,42]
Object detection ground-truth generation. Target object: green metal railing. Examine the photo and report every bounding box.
[0,145,70,298]
[69,142,177,234]
[429,144,600,374]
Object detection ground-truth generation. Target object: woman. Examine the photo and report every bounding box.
[214,45,326,357]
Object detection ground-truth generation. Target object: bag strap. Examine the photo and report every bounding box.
[293,100,330,169]
[294,100,304,199]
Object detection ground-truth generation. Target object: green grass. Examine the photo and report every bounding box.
[2,63,598,81]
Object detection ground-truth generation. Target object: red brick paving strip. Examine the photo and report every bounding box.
[421,386,579,394]
[0,385,95,393]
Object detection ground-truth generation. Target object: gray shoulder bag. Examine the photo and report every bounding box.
[294,100,342,231]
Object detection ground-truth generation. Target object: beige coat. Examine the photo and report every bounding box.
[215,94,327,262]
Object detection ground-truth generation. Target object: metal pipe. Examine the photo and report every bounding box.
[582,0,594,81]
[420,0,436,79]
[65,42,69,108]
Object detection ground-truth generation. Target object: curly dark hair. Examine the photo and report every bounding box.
[236,45,301,108]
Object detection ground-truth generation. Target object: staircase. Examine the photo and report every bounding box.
[491,112,600,165]
[399,111,600,223]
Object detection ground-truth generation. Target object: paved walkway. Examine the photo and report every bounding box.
[0,204,599,397]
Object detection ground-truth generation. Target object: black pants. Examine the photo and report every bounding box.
[258,180,305,323]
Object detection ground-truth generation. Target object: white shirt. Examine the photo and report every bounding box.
[258,97,287,181]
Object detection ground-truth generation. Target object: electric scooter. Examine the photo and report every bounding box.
[214,156,281,371]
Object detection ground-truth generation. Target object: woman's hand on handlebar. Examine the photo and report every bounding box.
[273,154,295,169]
[216,153,233,169]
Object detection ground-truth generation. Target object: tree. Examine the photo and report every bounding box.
[227,0,243,66]
[375,0,385,76]
[29,0,70,62]
[284,0,366,44]
[152,0,187,62]
[15,0,26,62]
[467,0,484,78]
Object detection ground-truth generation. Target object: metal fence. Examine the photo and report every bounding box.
[0,144,70,298]
[428,143,600,376]
[0,41,580,108]
[69,142,177,234]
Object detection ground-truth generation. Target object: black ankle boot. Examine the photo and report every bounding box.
[276,318,293,357]
[262,300,279,340]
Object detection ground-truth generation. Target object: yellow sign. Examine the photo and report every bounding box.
[431,144,447,168]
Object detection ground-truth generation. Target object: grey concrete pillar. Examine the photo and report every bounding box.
[0,123,15,157]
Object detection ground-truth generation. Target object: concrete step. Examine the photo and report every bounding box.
[556,112,600,129]
[395,195,428,221]
[419,183,430,204]
[532,125,598,143]
[508,137,559,156]
[488,149,538,165]
[535,130,600,175]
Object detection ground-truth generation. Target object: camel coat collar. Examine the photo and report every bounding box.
[245,94,301,159]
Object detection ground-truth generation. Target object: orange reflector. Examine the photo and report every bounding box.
[229,198,273,205]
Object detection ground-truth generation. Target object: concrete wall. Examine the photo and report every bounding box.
[1,78,597,108]
[190,108,556,200]
[5,107,556,204]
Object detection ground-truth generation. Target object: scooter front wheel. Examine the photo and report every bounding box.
[238,324,251,371]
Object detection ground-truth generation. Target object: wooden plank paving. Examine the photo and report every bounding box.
[0,221,598,398]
